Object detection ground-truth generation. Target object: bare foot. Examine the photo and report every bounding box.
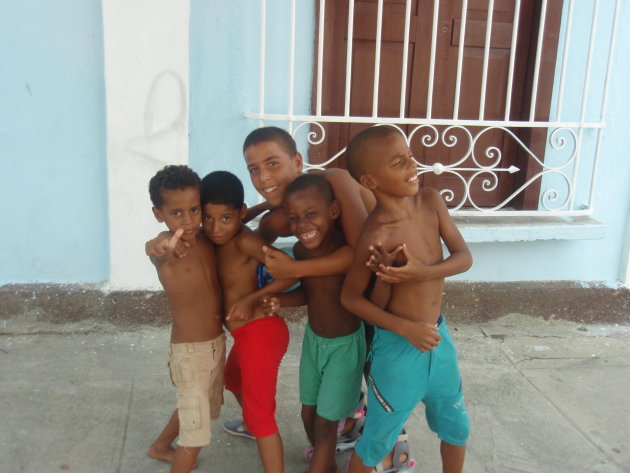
[148,444,199,469]
[148,443,176,463]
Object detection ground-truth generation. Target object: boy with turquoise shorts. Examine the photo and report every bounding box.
[341,126,472,473]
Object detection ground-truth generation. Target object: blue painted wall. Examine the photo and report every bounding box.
[189,0,630,284]
[189,0,315,204]
[457,0,630,283]
[0,0,109,284]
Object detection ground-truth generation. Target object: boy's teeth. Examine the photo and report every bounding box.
[300,230,318,240]
[264,185,278,193]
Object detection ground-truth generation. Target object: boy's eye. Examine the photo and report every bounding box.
[204,215,212,222]
[392,160,401,167]
[248,167,258,174]
[171,210,182,216]
[288,216,298,223]
[222,216,231,222]
[268,161,278,167]
[192,207,200,214]
[306,211,317,219]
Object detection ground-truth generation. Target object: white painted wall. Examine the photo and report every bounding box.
[102,0,190,289]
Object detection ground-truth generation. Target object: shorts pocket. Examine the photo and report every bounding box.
[174,358,195,390]
[177,396,202,431]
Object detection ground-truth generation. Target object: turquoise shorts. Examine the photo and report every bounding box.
[299,323,366,421]
[355,316,470,467]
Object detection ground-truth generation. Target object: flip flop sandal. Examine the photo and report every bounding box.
[372,431,416,473]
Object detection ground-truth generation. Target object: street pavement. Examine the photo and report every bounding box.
[1,312,629,473]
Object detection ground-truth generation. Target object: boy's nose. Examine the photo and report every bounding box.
[259,166,271,182]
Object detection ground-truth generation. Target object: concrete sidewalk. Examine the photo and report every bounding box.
[1,313,629,473]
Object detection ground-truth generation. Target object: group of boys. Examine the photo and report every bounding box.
[145,126,472,473]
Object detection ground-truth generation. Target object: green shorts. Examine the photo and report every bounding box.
[299,323,366,421]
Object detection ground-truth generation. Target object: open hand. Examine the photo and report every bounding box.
[259,295,280,317]
[226,296,257,321]
[262,246,296,279]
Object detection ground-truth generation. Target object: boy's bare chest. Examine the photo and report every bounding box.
[374,213,441,264]
[216,246,257,284]
[161,253,213,294]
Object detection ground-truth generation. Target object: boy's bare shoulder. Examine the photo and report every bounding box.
[234,225,265,255]
[416,186,443,213]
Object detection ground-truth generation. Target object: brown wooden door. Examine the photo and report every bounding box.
[309,0,561,209]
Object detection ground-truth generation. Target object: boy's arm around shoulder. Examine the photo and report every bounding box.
[341,229,441,352]
[263,169,369,279]
[227,230,299,320]
[324,168,374,247]
[374,189,472,284]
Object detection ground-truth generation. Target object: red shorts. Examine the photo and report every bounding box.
[224,316,289,438]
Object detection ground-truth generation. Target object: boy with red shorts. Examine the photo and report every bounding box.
[200,171,297,473]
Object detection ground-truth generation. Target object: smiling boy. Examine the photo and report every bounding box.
[274,174,366,473]
[242,127,375,277]
[341,127,472,473]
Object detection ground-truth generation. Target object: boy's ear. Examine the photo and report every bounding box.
[294,152,304,173]
[329,200,341,220]
[359,173,377,190]
[239,203,248,219]
[152,206,164,223]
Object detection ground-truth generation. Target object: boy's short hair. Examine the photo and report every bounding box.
[345,126,403,181]
[200,171,244,209]
[243,126,298,157]
[285,173,334,204]
[149,165,201,207]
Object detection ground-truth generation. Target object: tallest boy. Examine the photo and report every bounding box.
[242,126,376,279]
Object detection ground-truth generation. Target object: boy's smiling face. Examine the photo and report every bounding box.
[152,187,202,243]
[202,203,246,245]
[285,186,339,250]
[244,140,303,207]
[361,133,419,197]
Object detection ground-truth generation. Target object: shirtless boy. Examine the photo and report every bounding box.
[276,174,366,473]
[242,126,375,449]
[340,126,473,473]
[145,165,225,473]
[243,126,375,277]
[200,170,297,473]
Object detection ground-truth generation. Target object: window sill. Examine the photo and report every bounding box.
[453,216,606,243]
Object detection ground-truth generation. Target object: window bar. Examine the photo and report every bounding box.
[372,0,384,117]
[399,0,412,119]
[504,0,521,121]
[427,0,440,119]
[569,0,600,209]
[288,0,296,133]
[453,0,468,120]
[528,0,548,121]
[588,0,620,211]
[479,0,495,120]
[316,0,325,117]
[556,0,574,122]
[258,0,266,127]
[344,0,356,117]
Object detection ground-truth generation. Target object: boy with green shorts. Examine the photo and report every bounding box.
[272,174,366,473]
